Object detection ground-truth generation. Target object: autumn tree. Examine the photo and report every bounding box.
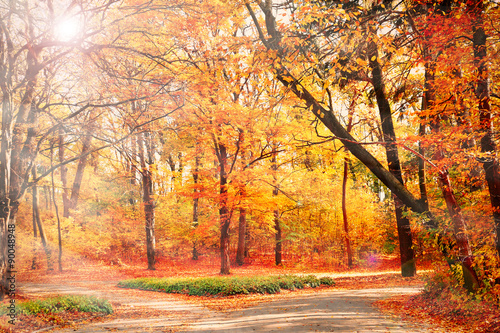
[244,0,427,276]
[0,0,123,298]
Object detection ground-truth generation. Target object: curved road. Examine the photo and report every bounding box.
[19,282,431,333]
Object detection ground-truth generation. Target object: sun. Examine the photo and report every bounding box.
[54,18,81,42]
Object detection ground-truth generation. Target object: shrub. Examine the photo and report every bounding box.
[118,274,335,296]
[17,295,113,315]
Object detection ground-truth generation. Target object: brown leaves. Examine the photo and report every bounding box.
[374,287,500,333]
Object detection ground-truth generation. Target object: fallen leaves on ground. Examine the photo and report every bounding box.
[5,256,428,332]
[374,288,500,333]
[0,311,109,333]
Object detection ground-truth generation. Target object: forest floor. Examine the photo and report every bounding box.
[1,254,499,332]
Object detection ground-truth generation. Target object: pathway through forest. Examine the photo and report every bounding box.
[19,280,431,332]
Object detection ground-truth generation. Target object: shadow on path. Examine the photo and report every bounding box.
[19,282,430,332]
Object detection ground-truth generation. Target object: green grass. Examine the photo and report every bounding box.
[117,274,335,296]
[7,295,113,315]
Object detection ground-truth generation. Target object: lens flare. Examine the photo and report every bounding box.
[54,18,81,42]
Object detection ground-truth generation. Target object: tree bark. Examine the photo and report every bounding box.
[236,206,246,266]
[342,158,353,268]
[59,130,70,218]
[217,143,231,275]
[368,39,415,277]
[68,128,93,215]
[31,185,38,270]
[272,146,282,265]
[50,164,63,272]
[421,17,478,290]
[32,168,52,271]
[0,31,40,298]
[470,0,500,259]
[192,154,200,260]
[418,124,429,210]
[129,135,138,205]
[138,132,156,270]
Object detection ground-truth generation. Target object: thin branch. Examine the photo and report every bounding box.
[23,105,183,192]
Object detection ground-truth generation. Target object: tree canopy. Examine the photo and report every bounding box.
[1,0,500,301]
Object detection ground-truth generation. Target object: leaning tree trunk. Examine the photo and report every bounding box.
[246,0,434,223]
[67,127,93,216]
[368,39,415,277]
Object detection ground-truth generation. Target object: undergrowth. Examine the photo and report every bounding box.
[3,295,113,315]
[408,272,500,332]
[117,274,335,296]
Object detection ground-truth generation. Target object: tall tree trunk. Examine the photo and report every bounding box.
[421,19,478,291]
[0,210,13,301]
[217,143,230,275]
[272,146,281,265]
[68,129,93,215]
[236,206,246,266]
[51,166,63,272]
[31,185,38,270]
[0,13,42,298]
[244,225,250,258]
[342,158,353,268]
[138,132,156,270]
[470,0,500,259]
[274,207,281,265]
[167,153,183,193]
[59,130,70,218]
[418,124,429,210]
[192,154,200,260]
[0,86,14,300]
[418,45,435,212]
[236,129,246,266]
[43,185,50,210]
[341,102,356,269]
[32,168,52,271]
[129,135,137,205]
[438,168,478,291]
[49,145,63,271]
[368,39,415,277]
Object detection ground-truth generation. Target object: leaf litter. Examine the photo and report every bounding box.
[2,254,497,332]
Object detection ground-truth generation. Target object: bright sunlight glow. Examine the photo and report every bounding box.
[54,18,81,42]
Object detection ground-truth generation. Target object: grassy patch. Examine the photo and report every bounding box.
[117,274,335,296]
[5,295,113,315]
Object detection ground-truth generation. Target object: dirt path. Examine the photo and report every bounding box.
[19,281,431,333]
[183,287,430,333]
